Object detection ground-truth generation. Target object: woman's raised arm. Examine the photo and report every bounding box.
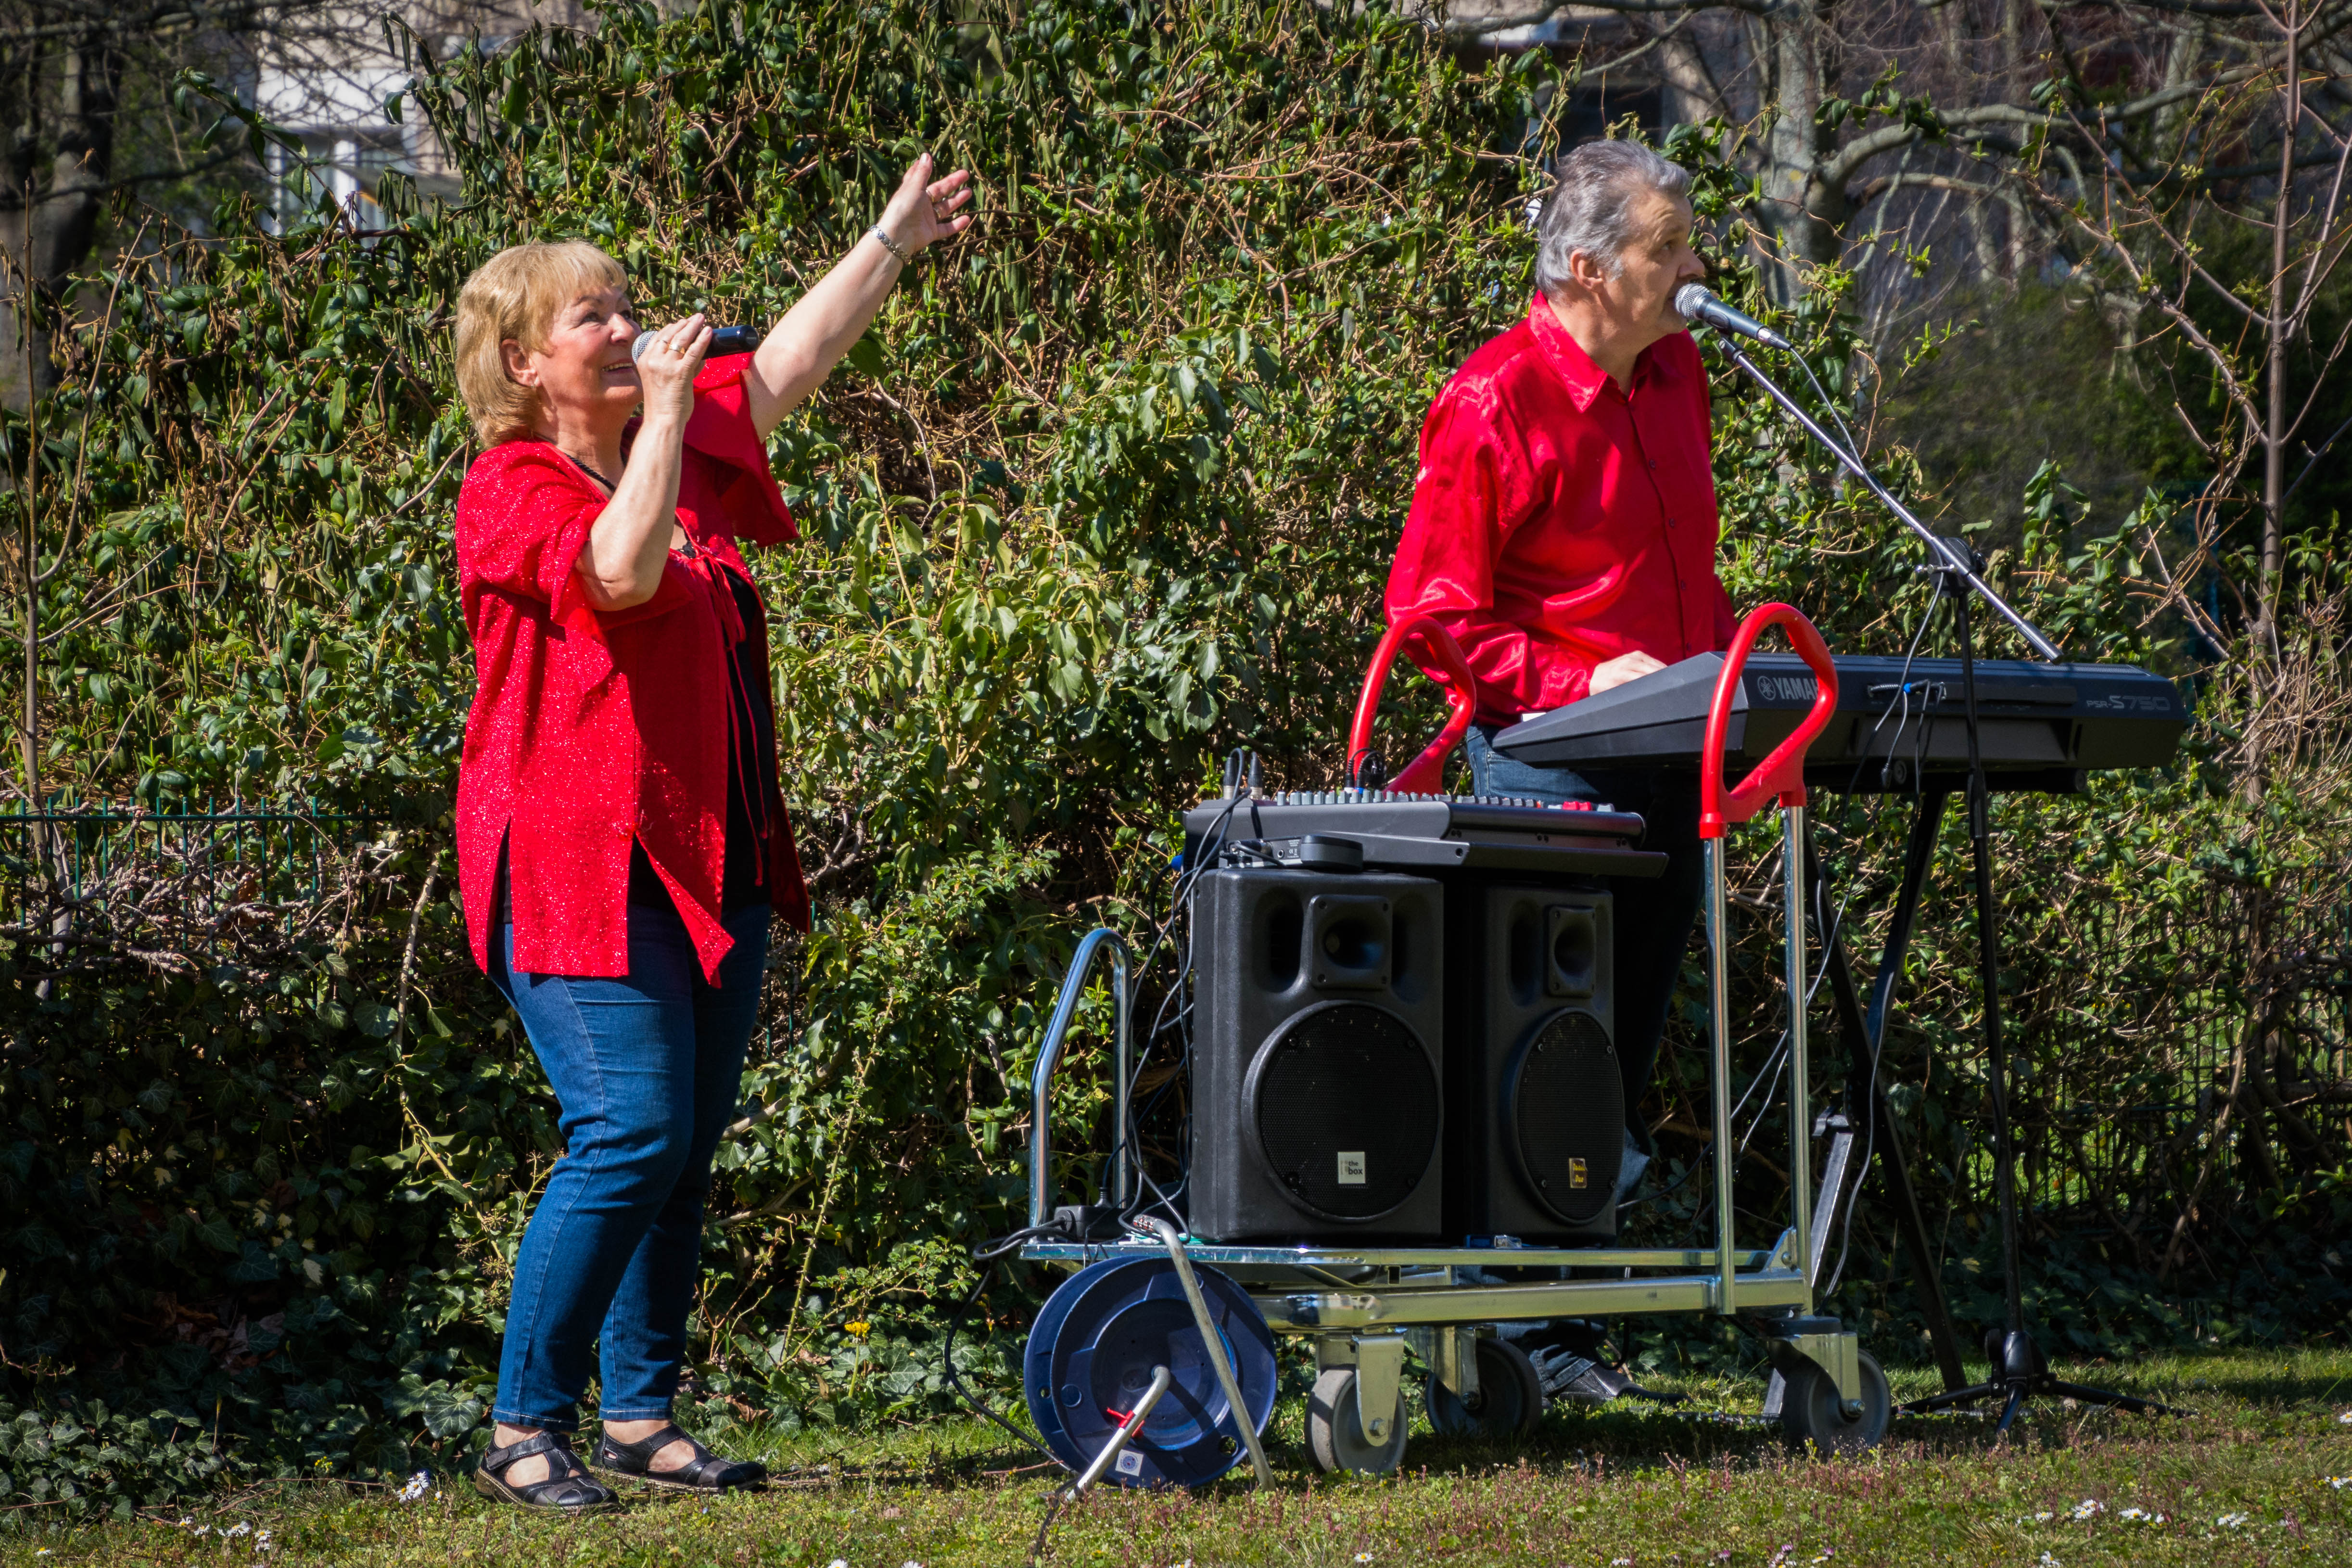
[741,153,973,440]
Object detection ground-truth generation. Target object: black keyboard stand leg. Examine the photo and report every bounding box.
[1804,815,1970,1394]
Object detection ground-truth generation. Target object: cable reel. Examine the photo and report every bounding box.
[1022,1256,1278,1488]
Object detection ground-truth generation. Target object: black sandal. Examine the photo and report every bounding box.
[471,1431,618,1514]
[591,1423,766,1493]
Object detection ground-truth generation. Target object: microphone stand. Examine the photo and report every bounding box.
[1705,331,2175,1436]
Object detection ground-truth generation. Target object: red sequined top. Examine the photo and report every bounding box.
[1385,294,1736,722]
[454,354,812,983]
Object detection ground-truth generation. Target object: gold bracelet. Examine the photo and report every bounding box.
[868,224,913,265]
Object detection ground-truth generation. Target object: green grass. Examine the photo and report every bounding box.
[9,1348,2350,1566]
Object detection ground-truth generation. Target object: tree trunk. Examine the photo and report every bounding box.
[23,31,118,397]
[2255,7,2300,660]
[1755,1,1847,289]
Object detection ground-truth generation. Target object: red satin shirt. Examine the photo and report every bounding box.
[1385,294,1736,722]
[455,354,812,984]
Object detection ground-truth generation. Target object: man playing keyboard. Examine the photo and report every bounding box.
[1384,138,1728,1406]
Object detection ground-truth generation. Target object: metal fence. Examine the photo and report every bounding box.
[0,798,369,954]
[2002,880,2352,1263]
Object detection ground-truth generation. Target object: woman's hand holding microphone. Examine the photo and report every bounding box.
[631,311,712,431]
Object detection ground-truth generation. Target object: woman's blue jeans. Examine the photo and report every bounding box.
[485,899,771,1431]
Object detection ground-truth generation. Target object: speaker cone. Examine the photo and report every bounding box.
[1249,1001,1439,1222]
[1501,1009,1621,1224]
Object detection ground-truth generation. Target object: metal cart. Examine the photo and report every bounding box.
[1017,606,1888,1479]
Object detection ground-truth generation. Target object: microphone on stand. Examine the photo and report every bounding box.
[631,324,762,362]
[1673,284,1792,351]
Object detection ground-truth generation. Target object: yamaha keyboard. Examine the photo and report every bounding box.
[1494,651,2187,792]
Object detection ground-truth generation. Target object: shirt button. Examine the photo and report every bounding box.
[1666,516,1677,528]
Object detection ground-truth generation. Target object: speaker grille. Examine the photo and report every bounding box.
[1252,1003,1439,1222]
[1504,1010,1622,1225]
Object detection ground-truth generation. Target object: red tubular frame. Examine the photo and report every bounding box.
[1347,617,1479,795]
[1699,603,1840,840]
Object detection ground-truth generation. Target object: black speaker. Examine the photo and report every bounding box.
[1188,867,1446,1242]
[1443,884,1622,1242]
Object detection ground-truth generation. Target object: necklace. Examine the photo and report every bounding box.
[567,449,699,558]
[571,455,619,492]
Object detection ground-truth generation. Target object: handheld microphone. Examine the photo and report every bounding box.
[1673,284,1792,351]
[631,324,761,363]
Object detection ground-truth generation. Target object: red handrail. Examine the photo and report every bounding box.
[1348,616,1478,795]
[1699,604,1840,840]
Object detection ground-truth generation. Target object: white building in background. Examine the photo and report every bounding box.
[252,1,601,228]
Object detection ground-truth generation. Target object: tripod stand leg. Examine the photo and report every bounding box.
[2039,1379,2180,1417]
[1993,1383,2027,1437]
[1896,1378,1997,1416]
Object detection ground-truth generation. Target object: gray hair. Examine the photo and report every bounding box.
[1533,140,1692,292]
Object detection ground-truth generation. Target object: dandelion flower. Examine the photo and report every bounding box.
[846,1321,871,1339]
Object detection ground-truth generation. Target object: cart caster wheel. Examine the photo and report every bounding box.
[1307,1367,1409,1474]
[1779,1349,1892,1455]
[1424,1338,1543,1438]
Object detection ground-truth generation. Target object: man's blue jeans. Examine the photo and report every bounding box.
[485,899,771,1431]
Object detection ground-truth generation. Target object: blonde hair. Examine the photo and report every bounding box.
[453,240,628,446]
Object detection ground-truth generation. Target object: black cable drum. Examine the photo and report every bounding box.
[1249,1002,1440,1222]
[1503,1010,1623,1225]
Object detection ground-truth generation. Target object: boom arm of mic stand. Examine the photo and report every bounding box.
[1714,338,2064,664]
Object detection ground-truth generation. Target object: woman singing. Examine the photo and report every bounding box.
[449,155,972,1513]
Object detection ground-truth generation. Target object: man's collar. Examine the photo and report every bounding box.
[1526,293,1681,409]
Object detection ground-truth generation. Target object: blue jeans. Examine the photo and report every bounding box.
[485,899,772,1430]
[1462,726,1704,1128]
